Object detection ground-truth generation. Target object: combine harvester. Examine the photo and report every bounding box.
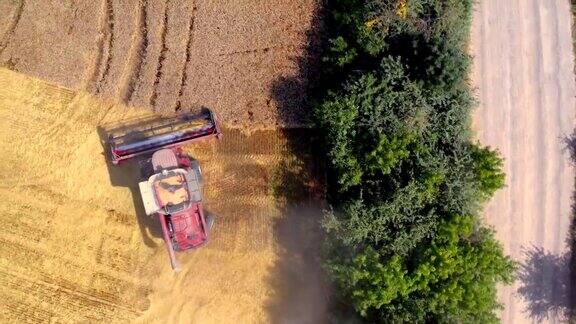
[107,109,222,270]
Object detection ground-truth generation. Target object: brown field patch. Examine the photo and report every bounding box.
[0,0,322,127]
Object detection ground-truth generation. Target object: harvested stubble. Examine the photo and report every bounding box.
[0,68,327,323]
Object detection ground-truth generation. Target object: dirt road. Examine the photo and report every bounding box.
[471,0,575,322]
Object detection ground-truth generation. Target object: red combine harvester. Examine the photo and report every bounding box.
[107,109,222,270]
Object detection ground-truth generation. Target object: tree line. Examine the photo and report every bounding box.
[312,0,516,322]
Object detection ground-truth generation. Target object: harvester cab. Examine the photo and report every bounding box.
[107,109,221,271]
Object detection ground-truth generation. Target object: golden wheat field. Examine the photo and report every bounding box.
[0,68,327,323]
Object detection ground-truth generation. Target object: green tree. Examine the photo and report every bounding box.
[365,133,413,175]
[328,248,412,317]
[314,0,513,322]
[328,216,517,323]
[323,175,442,255]
[470,144,506,199]
[315,57,430,192]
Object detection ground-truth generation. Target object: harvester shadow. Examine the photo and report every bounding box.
[96,125,163,248]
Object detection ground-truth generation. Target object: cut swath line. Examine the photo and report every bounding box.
[217,45,300,57]
[1,264,142,317]
[117,0,145,102]
[150,0,170,109]
[174,4,197,112]
[85,0,108,91]
[96,0,115,94]
[123,0,149,103]
[0,0,24,55]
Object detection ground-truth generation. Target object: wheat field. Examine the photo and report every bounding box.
[0,68,327,323]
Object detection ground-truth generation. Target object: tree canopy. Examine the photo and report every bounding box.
[314,0,516,322]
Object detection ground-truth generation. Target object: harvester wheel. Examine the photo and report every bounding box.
[206,214,215,230]
[190,160,203,186]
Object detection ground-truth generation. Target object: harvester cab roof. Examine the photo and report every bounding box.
[139,167,202,216]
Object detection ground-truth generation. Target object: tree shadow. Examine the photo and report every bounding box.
[269,0,326,127]
[570,203,576,322]
[266,129,331,323]
[518,133,576,321]
[517,246,572,321]
[264,1,334,322]
[96,122,163,248]
[564,133,576,321]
